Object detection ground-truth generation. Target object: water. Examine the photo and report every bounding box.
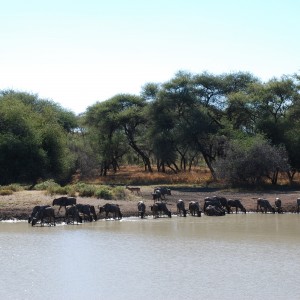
[1,214,300,300]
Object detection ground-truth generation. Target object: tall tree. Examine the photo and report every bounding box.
[147,72,221,177]
[85,94,152,172]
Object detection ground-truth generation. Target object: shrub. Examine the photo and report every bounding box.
[34,179,59,190]
[111,186,126,200]
[66,185,77,197]
[0,189,13,195]
[94,186,113,200]
[46,185,69,196]
[214,137,290,186]
[75,182,89,192]
[0,184,23,192]
[78,184,96,197]
[6,184,23,192]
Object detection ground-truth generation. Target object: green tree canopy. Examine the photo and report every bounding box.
[84,94,151,174]
[0,91,77,185]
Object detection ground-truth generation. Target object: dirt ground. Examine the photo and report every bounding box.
[1,185,300,220]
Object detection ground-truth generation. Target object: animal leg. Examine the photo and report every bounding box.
[57,206,62,215]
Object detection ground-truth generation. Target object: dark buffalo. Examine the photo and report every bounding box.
[76,204,97,221]
[177,199,187,217]
[203,197,226,216]
[257,198,275,214]
[203,196,230,214]
[228,199,246,214]
[137,201,146,218]
[150,202,171,219]
[297,198,300,213]
[275,198,283,214]
[204,197,225,213]
[152,190,162,202]
[188,201,202,217]
[205,205,226,216]
[28,205,50,223]
[99,203,122,220]
[154,187,171,200]
[212,196,230,213]
[32,207,56,226]
[65,206,82,224]
[52,196,77,213]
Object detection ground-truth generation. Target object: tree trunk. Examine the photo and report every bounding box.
[166,161,179,173]
[128,141,153,172]
[202,152,217,180]
[287,169,297,184]
[271,169,279,185]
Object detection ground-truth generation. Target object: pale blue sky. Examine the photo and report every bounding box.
[1,0,299,114]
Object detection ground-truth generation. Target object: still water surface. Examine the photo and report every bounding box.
[1,214,300,300]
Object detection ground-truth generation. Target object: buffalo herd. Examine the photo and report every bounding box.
[28,188,300,226]
[29,196,122,226]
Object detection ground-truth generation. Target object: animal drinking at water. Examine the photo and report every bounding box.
[188,201,202,217]
[31,207,56,226]
[28,205,50,223]
[137,201,146,218]
[99,203,122,220]
[150,202,171,219]
[275,198,283,214]
[76,204,97,221]
[257,198,275,213]
[227,199,246,214]
[203,197,226,215]
[65,206,83,224]
[177,199,187,217]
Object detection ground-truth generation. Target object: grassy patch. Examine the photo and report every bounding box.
[0,189,13,196]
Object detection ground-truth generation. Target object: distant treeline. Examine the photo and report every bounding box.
[1,70,300,186]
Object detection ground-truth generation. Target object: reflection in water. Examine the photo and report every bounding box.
[1,214,300,300]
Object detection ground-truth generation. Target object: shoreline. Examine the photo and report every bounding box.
[1,210,299,224]
[0,187,300,221]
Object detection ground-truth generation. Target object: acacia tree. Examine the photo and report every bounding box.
[279,84,300,181]
[147,72,221,177]
[244,77,300,180]
[232,77,299,142]
[222,75,300,183]
[85,94,152,173]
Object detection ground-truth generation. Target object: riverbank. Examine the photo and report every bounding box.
[1,186,300,220]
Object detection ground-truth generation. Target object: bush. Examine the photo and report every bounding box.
[34,179,59,190]
[75,182,89,192]
[46,185,69,196]
[78,184,96,197]
[6,184,23,192]
[32,181,127,199]
[214,137,290,186]
[94,186,113,200]
[0,189,13,195]
[66,185,77,197]
[111,186,126,200]
[0,184,23,192]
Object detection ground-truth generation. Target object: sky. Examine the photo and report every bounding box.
[1,0,299,114]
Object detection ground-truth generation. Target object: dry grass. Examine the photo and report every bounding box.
[84,165,213,186]
[82,165,300,191]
